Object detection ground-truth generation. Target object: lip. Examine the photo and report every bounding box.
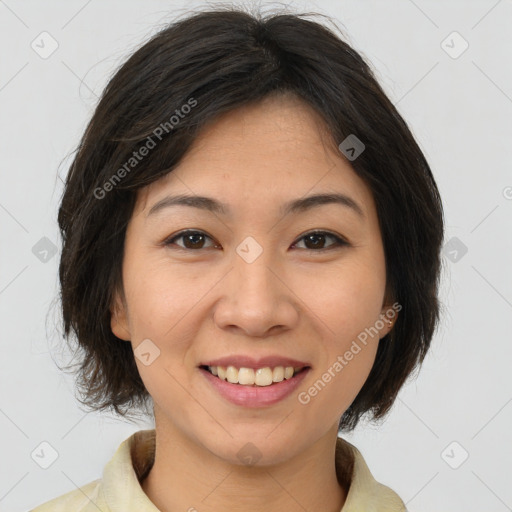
[200,366,311,408]
[200,355,310,370]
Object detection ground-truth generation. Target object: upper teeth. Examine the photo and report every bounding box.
[208,365,302,386]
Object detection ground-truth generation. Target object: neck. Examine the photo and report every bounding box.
[141,420,347,512]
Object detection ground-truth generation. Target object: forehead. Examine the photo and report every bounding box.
[136,94,374,220]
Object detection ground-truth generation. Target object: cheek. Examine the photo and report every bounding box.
[300,336,379,423]
[123,257,209,339]
[335,340,379,393]
[302,262,383,408]
[122,259,218,396]
[309,261,386,336]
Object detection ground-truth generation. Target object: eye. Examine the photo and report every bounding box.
[163,230,218,250]
[291,230,348,251]
[163,229,348,251]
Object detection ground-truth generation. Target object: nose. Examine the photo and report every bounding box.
[213,249,300,338]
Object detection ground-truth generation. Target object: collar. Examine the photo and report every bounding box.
[100,429,406,511]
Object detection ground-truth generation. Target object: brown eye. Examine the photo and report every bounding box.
[163,229,348,252]
[292,231,348,251]
[164,230,217,250]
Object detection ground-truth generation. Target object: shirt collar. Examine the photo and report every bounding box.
[100,429,405,511]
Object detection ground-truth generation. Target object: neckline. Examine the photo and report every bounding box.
[129,429,355,492]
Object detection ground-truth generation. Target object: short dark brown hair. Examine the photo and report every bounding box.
[56,5,445,431]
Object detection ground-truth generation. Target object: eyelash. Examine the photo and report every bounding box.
[162,229,349,252]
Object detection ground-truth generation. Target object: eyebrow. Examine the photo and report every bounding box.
[147,192,365,220]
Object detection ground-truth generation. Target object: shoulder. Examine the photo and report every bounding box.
[29,429,156,512]
[335,437,408,512]
[29,479,105,512]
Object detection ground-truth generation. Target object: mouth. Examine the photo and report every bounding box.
[200,364,310,387]
[198,361,312,407]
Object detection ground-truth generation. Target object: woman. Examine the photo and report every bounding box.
[32,5,444,511]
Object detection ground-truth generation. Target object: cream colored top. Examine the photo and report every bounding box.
[31,429,407,511]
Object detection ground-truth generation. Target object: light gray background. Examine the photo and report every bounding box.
[1,0,511,511]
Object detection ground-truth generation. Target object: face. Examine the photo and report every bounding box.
[111,93,396,465]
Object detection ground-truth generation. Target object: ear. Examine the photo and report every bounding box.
[110,289,131,341]
[377,286,399,340]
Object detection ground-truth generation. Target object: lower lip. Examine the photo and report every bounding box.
[200,367,310,408]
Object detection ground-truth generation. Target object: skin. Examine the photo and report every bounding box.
[111,93,397,512]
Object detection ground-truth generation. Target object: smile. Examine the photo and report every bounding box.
[199,365,311,408]
[202,365,308,386]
